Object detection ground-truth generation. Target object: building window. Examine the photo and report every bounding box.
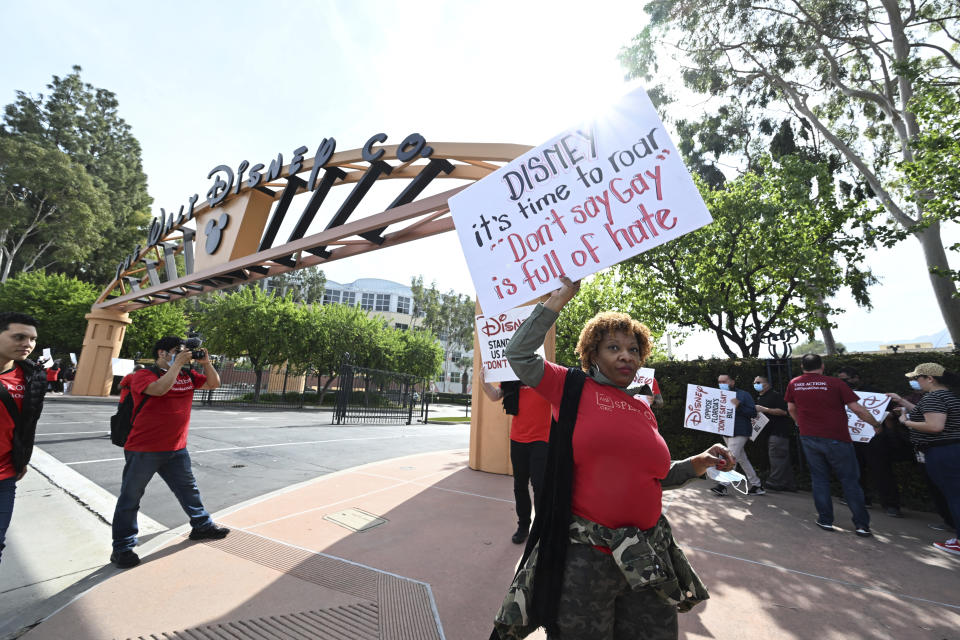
[395,323,409,331]
[436,373,445,382]
[450,351,461,361]
[450,371,461,383]
[323,289,341,305]
[396,296,410,314]
[341,291,356,306]
[361,293,375,310]
[375,293,390,311]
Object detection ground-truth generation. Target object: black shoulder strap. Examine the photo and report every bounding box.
[130,366,164,424]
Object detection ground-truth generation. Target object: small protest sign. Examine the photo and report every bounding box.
[633,367,656,389]
[449,86,714,316]
[475,305,542,382]
[846,391,891,443]
[69,352,77,365]
[683,384,736,436]
[41,347,53,364]
[750,412,769,442]
[111,358,135,376]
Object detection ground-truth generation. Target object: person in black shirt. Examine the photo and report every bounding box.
[753,375,796,491]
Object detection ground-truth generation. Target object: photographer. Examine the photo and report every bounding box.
[110,336,226,569]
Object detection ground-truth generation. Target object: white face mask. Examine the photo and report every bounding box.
[909,379,922,391]
[706,467,749,494]
[718,383,731,391]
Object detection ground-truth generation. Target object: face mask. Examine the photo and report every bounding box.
[909,380,922,390]
[753,383,763,392]
[718,383,730,391]
[706,467,748,494]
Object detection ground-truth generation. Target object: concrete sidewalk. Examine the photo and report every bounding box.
[3,447,959,639]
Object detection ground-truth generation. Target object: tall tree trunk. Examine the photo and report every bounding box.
[916,222,960,345]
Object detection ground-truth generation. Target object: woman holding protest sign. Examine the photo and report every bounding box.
[490,276,734,640]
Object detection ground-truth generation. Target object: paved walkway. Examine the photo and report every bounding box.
[3,444,959,639]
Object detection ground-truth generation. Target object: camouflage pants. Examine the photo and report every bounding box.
[549,543,678,640]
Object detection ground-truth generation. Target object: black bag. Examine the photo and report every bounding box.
[110,367,161,447]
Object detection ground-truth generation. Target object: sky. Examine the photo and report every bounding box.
[1,0,956,358]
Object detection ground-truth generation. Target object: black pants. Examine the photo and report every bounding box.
[854,436,902,508]
[510,439,548,527]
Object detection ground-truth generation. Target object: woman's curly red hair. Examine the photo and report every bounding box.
[574,311,652,372]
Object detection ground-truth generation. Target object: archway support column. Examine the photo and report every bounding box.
[72,307,132,397]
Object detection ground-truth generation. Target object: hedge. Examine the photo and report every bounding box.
[646,351,960,513]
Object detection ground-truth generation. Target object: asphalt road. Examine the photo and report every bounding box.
[34,400,471,529]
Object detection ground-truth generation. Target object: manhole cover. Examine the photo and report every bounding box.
[324,507,388,532]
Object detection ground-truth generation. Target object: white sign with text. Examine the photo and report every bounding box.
[449,87,714,316]
[633,367,656,389]
[750,412,769,442]
[683,384,737,436]
[846,391,891,443]
[475,305,543,383]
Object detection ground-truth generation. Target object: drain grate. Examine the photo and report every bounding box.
[128,602,380,639]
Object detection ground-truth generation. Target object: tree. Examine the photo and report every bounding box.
[395,330,444,380]
[262,266,326,303]
[613,156,874,358]
[2,65,152,283]
[0,271,99,357]
[0,137,110,281]
[122,302,189,360]
[793,338,847,355]
[190,287,302,401]
[621,0,960,343]
[410,276,475,390]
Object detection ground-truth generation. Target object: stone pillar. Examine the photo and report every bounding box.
[72,308,132,397]
[468,300,555,475]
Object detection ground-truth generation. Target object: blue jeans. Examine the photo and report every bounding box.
[112,449,213,552]
[0,476,15,563]
[801,436,870,529]
[924,442,960,538]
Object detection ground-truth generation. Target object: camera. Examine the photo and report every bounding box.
[184,337,205,359]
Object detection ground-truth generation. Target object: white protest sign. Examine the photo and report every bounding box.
[750,412,769,442]
[683,384,736,436]
[111,358,135,376]
[846,391,891,443]
[42,348,53,363]
[633,367,656,389]
[449,87,714,316]
[69,352,77,365]
[475,305,543,383]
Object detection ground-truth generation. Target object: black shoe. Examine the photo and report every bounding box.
[709,484,728,497]
[110,549,140,568]
[815,521,835,532]
[748,485,766,496]
[885,506,903,518]
[511,525,529,545]
[855,526,873,538]
[189,524,230,540]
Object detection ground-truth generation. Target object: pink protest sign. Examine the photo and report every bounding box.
[449,87,713,316]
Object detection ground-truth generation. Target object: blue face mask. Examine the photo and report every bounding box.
[753,383,764,392]
[909,380,922,391]
[718,383,731,391]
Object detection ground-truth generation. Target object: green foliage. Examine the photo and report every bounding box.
[0,137,110,281]
[191,287,302,400]
[262,266,326,303]
[122,302,189,359]
[621,0,960,340]
[1,65,152,284]
[393,330,444,380]
[612,156,874,357]
[793,338,847,355]
[0,270,98,356]
[410,275,475,350]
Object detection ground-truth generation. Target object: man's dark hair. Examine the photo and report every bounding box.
[153,336,183,359]
[837,366,860,378]
[755,375,769,383]
[801,353,823,371]
[0,311,39,333]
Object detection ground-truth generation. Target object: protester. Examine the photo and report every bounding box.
[479,368,553,544]
[117,364,144,404]
[889,363,960,556]
[62,365,76,395]
[45,362,61,394]
[709,374,764,497]
[490,277,734,640]
[753,375,797,492]
[110,337,227,569]
[0,312,47,565]
[785,354,880,537]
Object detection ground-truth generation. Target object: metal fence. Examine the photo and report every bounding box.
[191,359,316,409]
[333,361,428,425]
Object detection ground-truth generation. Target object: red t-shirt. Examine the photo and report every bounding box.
[510,386,552,442]
[46,368,59,382]
[125,368,206,452]
[784,372,858,441]
[535,360,670,531]
[0,367,26,480]
[118,373,134,403]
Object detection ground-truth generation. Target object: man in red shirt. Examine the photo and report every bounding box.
[0,312,47,565]
[480,370,553,544]
[785,354,880,537]
[110,336,226,569]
